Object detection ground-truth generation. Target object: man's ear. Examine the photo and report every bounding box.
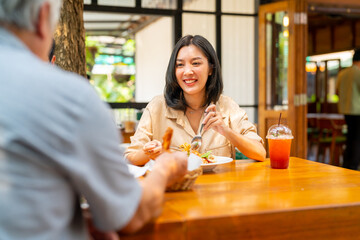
[35,2,51,40]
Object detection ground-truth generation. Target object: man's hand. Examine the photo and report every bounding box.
[121,151,188,233]
[153,151,188,187]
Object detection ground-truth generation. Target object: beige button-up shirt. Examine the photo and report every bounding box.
[125,95,263,159]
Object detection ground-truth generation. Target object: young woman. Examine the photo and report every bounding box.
[125,35,265,165]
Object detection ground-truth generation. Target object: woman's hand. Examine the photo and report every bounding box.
[202,105,266,162]
[143,140,162,160]
[203,104,228,135]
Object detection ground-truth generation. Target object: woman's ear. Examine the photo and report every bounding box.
[208,64,213,76]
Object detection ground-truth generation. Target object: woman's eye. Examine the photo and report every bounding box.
[193,62,201,66]
[175,63,184,67]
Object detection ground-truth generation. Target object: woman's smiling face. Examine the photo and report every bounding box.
[175,44,212,98]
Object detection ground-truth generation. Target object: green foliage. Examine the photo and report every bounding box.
[85,35,135,102]
[90,75,135,102]
[123,39,135,56]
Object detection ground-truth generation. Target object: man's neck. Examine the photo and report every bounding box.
[3,24,48,62]
[353,61,360,68]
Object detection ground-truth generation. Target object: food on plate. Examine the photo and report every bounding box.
[179,142,216,164]
[162,127,173,151]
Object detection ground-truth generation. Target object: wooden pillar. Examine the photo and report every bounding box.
[288,0,308,158]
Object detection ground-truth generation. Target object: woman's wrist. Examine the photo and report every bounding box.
[219,125,232,137]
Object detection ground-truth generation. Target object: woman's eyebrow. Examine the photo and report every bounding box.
[191,57,202,61]
[176,57,203,61]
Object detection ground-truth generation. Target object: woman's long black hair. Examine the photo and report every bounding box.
[164,35,223,111]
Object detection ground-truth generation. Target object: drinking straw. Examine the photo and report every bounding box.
[278,113,282,126]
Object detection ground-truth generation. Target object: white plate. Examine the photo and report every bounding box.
[201,156,233,172]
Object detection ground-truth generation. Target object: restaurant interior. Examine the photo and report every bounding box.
[83,0,360,167]
[30,0,360,239]
[5,0,360,239]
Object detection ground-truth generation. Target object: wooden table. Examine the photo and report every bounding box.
[120,158,360,239]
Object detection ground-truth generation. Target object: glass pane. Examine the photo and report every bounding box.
[182,13,216,48]
[84,0,91,4]
[317,62,326,103]
[265,11,289,110]
[222,0,255,14]
[306,62,317,103]
[306,62,317,113]
[222,15,255,106]
[87,36,136,102]
[327,60,340,103]
[98,0,135,7]
[85,13,145,103]
[183,0,215,12]
[142,0,176,9]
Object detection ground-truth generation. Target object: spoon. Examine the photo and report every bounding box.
[191,123,205,151]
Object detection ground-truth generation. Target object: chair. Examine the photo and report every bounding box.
[235,150,248,160]
[315,118,346,166]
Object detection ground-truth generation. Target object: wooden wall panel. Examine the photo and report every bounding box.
[315,27,331,53]
[308,31,314,54]
[308,20,360,55]
[356,21,360,47]
[308,0,360,6]
[334,24,353,51]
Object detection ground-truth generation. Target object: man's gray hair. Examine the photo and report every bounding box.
[0,0,62,31]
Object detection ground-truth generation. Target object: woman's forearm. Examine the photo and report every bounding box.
[126,150,151,166]
[222,127,266,161]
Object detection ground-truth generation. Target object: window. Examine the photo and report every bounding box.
[84,0,259,122]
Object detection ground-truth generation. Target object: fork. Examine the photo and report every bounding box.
[190,123,205,151]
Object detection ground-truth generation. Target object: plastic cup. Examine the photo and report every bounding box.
[266,124,293,169]
[124,120,135,133]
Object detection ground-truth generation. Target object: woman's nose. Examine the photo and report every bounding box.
[184,65,194,75]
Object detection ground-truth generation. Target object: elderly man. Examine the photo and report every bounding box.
[0,1,187,239]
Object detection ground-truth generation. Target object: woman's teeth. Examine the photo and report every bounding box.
[184,79,196,84]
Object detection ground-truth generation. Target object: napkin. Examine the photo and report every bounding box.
[187,153,202,171]
[127,164,149,178]
[127,153,202,178]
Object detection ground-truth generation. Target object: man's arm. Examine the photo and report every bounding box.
[120,151,187,233]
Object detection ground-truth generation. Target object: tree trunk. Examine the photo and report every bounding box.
[54,0,86,78]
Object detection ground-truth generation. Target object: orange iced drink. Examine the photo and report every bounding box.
[266,124,293,169]
[268,138,292,169]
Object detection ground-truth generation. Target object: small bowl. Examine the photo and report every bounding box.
[166,167,203,191]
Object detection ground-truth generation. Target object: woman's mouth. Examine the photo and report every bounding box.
[184,79,197,85]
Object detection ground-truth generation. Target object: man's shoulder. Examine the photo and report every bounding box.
[52,67,91,91]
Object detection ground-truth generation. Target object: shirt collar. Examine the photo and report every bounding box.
[164,98,227,121]
[0,27,33,54]
[164,98,226,137]
[165,105,186,124]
